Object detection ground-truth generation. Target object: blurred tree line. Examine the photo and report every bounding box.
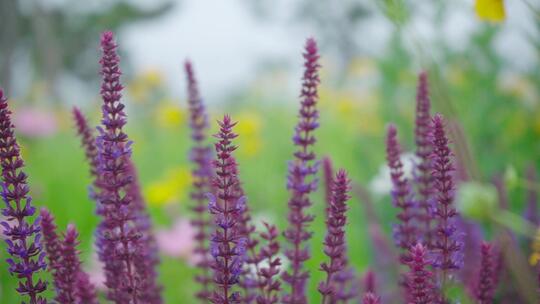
[0,0,174,104]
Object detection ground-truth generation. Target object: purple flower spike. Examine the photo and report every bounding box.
[0,89,47,304]
[73,107,100,180]
[41,209,97,303]
[414,71,434,247]
[386,124,417,261]
[431,114,463,279]
[185,60,214,301]
[76,271,99,304]
[95,30,145,303]
[39,208,63,290]
[362,292,381,304]
[55,224,83,303]
[323,163,357,303]
[282,37,321,304]
[127,162,163,303]
[322,156,334,216]
[209,115,247,304]
[185,60,215,301]
[474,242,497,304]
[256,223,282,304]
[54,224,99,304]
[238,211,261,304]
[318,169,351,304]
[73,105,161,302]
[405,243,434,304]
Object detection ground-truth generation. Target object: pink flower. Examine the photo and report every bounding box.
[156,218,197,264]
[13,107,58,138]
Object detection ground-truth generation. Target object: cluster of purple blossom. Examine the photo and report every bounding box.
[0,30,535,304]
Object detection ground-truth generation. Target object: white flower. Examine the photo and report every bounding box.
[368,152,417,197]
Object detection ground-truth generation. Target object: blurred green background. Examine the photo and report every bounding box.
[1,0,539,303]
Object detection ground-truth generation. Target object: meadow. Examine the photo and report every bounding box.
[1,1,540,303]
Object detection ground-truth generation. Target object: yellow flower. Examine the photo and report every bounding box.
[146,181,178,207]
[446,65,466,87]
[235,111,263,158]
[500,73,538,106]
[338,92,383,135]
[145,167,192,207]
[475,0,505,22]
[533,111,540,135]
[155,101,185,129]
[141,69,164,88]
[128,69,165,103]
[348,57,377,78]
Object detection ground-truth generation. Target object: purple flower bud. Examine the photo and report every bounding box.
[0,89,48,304]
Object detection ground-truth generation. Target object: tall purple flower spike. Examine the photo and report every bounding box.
[0,89,47,304]
[318,170,351,304]
[282,37,321,304]
[185,59,214,302]
[386,124,417,261]
[94,30,144,303]
[431,114,463,283]
[474,242,497,304]
[405,243,434,304]
[413,71,434,247]
[74,106,161,303]
[256,223,282,304]
[208,115,247,304]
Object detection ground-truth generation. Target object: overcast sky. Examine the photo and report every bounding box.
[121,0,536,103]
